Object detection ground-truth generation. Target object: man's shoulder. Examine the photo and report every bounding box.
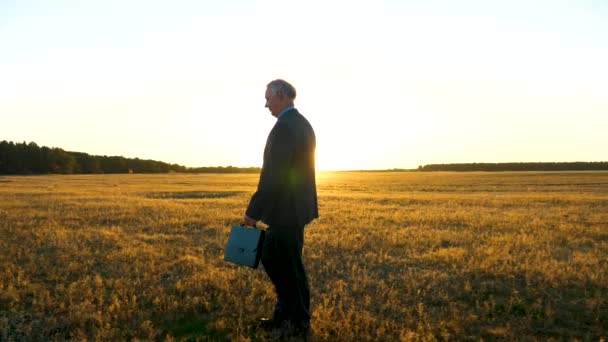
[282,109,312,125]
[276,109,314,139]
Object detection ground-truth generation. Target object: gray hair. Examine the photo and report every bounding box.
[267,79,297,100]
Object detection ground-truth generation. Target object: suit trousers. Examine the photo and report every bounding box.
[261,225,311,325]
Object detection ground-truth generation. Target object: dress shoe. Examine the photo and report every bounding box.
[286,320,310,339]
[267,320,310,340]
[256,317,280,331]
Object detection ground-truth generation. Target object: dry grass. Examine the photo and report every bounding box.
[0,171,607,340]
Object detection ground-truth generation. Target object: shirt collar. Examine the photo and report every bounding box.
[277,105,295,119]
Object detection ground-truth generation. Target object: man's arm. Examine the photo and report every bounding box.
[244,121,294,224]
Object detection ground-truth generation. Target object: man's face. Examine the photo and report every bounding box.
[265,87,284,117]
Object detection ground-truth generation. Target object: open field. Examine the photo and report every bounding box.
[1,171,607,340]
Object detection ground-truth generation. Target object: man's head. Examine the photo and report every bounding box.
[265,79,296,117]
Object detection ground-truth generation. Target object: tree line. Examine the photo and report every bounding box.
[417,162,608,172]
[0,140,260,175]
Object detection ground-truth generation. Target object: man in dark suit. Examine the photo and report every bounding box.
[244,79,318,336]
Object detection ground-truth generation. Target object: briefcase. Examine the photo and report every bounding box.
[223,225,265,268]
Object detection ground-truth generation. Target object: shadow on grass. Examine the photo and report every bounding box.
[314,239,607,340]
[410,257,608,340]
[161,314,231,341]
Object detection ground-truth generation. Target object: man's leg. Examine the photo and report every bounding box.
[261,228,288,323]
[289,225,310,326]
[268,225,310,326]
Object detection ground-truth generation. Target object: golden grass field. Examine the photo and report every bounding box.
[0,171,607,340]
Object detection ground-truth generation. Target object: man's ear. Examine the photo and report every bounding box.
[275,91,284,100]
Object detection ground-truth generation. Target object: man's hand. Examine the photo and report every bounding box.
[243,214,257,227]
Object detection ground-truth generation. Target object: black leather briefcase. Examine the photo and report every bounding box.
[223,225,265,268]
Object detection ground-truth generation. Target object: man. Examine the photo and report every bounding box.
[244,79,318,336]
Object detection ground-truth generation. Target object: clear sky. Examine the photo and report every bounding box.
[1,0,607,170]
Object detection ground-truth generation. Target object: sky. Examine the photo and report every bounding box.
[1,0,607,170]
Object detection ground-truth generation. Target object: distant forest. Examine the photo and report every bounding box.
[3,140,606,175]
[417,162,608,172]
[0,140,260,175]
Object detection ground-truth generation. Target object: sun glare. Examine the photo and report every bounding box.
[314,135,372,171]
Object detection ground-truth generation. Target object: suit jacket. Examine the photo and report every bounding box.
[246,108,318,227]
